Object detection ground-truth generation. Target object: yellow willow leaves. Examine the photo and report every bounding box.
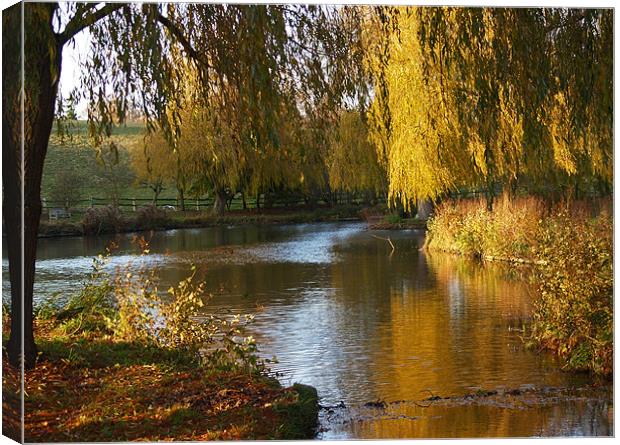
[130,131,178,189]
[496,86,524,182]
[327,111,385,193]
[367,13,474,207]
[367,7,612,204]
[546,92,577,176]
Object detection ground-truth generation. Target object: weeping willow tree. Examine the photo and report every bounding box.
[130,131,177,204]
[327,110,386,195]
[367,7,613,209]
[164,56,327,214]
[3,2,368,369]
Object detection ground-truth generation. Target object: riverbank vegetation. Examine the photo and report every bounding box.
[2,241,318,441]
[425,196,613,376]
[37,205,364,237]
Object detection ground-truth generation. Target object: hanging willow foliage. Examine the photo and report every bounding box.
[366,7,613,206]
[78,4,370,151]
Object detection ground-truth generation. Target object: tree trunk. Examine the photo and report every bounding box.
[177,187,185,211]
[152,185,162,206]
[264,191,274,209]
[509,178,519,200]
[4,4,62,369]
[241,192,247,210]
[213,189,227,216]
[486,190,495,212]
[415,199,433,220]
[226,194,234,211]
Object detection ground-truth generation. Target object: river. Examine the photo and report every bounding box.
[1,222,613,438]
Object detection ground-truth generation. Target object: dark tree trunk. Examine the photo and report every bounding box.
[264,192,274,209]
[509,178,519,200]
[151,185,162,206]
[177,187,185,211]
[415,199,433,220]
[213,189,227,216]
[241,192,247,210]
[486,191,494,212]
[4,4,62,369]
[486,180,495,212]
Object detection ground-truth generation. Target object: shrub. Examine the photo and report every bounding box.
[532,210,613,375]
[135,204,170,230]
[51,244,117,336]
[426,195,543,260]
[482,196,544,260]
[50,238,259,371]
[386,213,402,224]
[82,205,124,235]
[426,194,613,375]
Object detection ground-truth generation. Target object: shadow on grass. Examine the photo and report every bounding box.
[39,337,198,369]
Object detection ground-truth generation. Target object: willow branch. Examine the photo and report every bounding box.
[155,13,204,66]
[58,3,125,45]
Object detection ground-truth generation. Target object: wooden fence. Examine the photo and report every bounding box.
[42,191,379,214]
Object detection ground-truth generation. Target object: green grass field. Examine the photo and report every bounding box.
[43,120,182,206]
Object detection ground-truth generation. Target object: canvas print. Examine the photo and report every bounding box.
[1,1,614,442]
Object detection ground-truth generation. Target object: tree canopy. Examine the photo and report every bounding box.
[367,7,613,207]
[3,2,613,370]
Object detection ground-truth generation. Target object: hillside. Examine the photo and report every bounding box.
[42,120,180,206]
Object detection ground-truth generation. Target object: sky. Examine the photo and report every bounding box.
[59,29,90,118]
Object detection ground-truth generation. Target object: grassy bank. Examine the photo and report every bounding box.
[2,244,319,441]
[366,216,427,230]
[425,196,613,376]
[3,328,318,442]
[38,205,363,238]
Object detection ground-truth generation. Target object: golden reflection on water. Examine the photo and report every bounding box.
[372,252,538,400]
[339,398,611,439]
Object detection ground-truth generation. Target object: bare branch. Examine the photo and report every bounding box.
[58,3,125,45]
[155,12,204,66]
[371,234,395,252]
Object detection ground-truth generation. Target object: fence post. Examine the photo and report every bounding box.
[196,198,199,211]
[132,199,136,211]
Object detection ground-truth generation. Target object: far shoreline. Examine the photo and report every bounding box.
[35,206,368,239]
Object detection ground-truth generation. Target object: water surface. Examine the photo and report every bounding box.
[2,222,612,438]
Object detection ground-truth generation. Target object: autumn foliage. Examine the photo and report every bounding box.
[426,196,613,375]
[366,8,612,208]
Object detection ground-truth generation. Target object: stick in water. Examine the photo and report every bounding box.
[371,234,395,252]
